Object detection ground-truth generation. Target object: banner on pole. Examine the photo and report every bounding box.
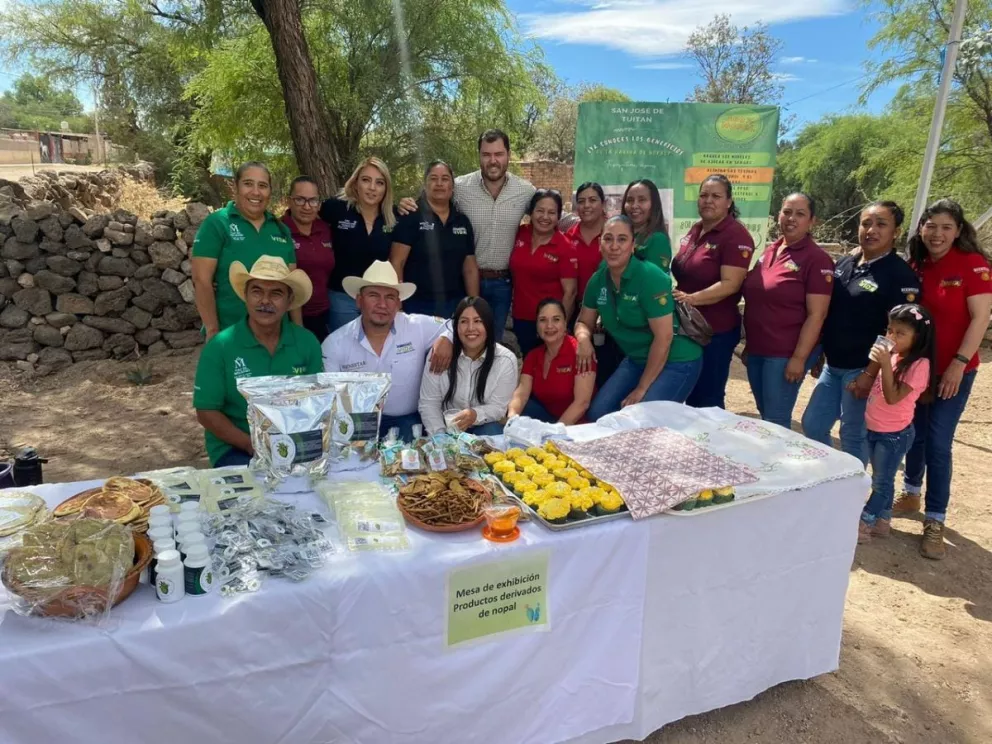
[574,102,780,249]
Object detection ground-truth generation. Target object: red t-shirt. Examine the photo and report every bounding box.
[671,215,754,334]
[563,222,602,304]
[509,225,578,321]
[521,335,594,421]
[915,246,992,375]
[742,234,834,357]
[283,214,334,316]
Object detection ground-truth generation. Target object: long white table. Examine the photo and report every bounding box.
[0,416,869,744]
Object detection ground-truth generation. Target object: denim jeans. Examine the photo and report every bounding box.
[904,370,976,522]
[480,277,512,343]
[469,421,505,436]
[214,447,252,468]
[380,412,423,441]
[686,326,740,409]
[521,397,556,423]
[861,425,915,525]
[745,348,820,430]
[328,290,360,333]
[588,356,703,422]
[801,363,869,464]
[512,319,539,357]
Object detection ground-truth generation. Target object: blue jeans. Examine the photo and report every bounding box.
[745,350,819,430]
[469,421,505,436]
[522,397,556,423]
[214,447,252,468]
[380,412,423,442]
[480,277,512,343]
[588,356,703,422]
[686,326,740,409]
[403,297,460,319]
[801,363,869,464]
[862,426,915,525]
[328,290,360,333]
[513,319,539,357]
[904,370,976,522]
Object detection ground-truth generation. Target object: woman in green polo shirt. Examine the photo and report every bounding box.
[576,215,702,421]
[621,179,673,272]
[191,162,300,339]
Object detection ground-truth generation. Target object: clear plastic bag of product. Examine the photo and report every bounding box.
[316,480,410,552]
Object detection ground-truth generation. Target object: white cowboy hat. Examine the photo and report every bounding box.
[229,255,313,311]
[341,260,416,301]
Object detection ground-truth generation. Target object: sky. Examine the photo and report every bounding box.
[510,0,899,127]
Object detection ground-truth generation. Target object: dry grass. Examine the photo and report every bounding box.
[117,177,187,220]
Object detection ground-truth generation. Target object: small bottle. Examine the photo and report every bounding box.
[183,544,215,596]
[149,514,173,534]
[177,529,205,559]
[146,525,174,545]
[149,537,176,587]
[174,511,199,532]
[155,549,185,602]
[149,504,171,520]
[179,500,200,516]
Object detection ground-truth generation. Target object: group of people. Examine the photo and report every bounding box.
[188,127,991,563]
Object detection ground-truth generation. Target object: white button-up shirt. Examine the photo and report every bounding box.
[322,313,451,416]
[454,170,535,271]
[418,343,519,434]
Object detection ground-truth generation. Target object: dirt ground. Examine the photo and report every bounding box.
[2,349,991,744]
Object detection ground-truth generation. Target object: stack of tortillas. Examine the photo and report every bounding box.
[0,491,49,555]
[53,477,166,534]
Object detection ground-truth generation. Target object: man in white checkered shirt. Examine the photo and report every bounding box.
[454,129,535,342]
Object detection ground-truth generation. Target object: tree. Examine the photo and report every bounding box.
[530,84,630,163]
[0,73,91,132]
[684,14,784,104]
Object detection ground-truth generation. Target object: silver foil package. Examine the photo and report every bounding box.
[321,372,392,471]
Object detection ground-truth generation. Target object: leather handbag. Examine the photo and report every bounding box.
[675,300,713,346]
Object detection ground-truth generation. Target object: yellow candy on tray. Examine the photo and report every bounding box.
[492,460,516,474]
[522,464,549,478]
[545,481,571,497]
[484,452,506,465]
[505,448,526,459]
[523,489,550,508]
[578,469,594,480]
[501,471,525,485]
[566,476,590,490]
[514,455,537,468]
[543,441,560,454]
[525,447,544,459]
[514,479,538,495]
[532,473,555,488]
[537,497,570,524]
[596,490,625,515]
[569,489,595,515]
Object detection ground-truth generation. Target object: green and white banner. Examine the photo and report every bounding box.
[574,102,780,248]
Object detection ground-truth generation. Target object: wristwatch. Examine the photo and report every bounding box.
[954,353,970,365]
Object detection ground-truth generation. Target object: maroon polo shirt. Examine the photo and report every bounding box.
[283,214,334,317]
[742,234,834,357]
[671,215,754,334]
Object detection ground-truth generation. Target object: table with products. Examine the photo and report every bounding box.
[0,404,869,744]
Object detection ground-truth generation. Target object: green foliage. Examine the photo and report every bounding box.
[0,73,92,133]
[685,14,784,104]
[530,83,631,163]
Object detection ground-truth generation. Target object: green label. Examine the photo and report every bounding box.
[446,551,549,647]
[288,430,323,463]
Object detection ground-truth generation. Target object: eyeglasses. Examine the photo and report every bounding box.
[291,197,321,207]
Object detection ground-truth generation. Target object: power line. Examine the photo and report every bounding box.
[782,75,870,108]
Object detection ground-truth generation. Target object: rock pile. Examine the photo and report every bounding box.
[0,201,210,376]
[0,163,155,217]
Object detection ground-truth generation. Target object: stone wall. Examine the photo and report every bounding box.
[0,201,209,376]
[514,160,575,206]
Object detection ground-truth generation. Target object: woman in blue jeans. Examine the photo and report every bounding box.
[574,216,702,421]
[741,194,834,429]
[894,199,992,560]
[801,201,921,463]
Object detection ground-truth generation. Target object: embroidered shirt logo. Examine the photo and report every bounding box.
[419,221,435,231]
[453,226,468,235]
[622,292,639,302]
[395,342,414,354]
[292,366,306,374]
[233,357,251,378]
[342,361,366,371]
[338,219,358,230]
[597,287,608,305]
[784,259,800,272]
[229,224,245,242]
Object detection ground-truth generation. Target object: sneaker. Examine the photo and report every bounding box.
[871,518,891,538]
[892,492,921,517]
[858,521,872,545]
[921,519,946,560]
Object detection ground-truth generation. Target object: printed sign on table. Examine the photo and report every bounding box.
[446,551,550,647]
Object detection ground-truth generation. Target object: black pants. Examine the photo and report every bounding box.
[302,312,330,343]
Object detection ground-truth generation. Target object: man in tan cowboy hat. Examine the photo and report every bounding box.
[193,255,324,467]
[322,260,454,439]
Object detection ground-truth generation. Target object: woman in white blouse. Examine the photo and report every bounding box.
[419,296,518,435]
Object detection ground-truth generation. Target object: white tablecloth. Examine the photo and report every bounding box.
[0,419,869,744]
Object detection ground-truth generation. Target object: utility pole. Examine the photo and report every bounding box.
[92,84,103,166]
[909,0,968,234]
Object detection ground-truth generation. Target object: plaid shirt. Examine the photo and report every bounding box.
[454,170,535,270]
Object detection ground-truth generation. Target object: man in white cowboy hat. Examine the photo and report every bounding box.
[322,260,454,440]
[194,255,323,467]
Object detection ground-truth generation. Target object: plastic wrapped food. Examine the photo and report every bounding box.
[323,373,392,471]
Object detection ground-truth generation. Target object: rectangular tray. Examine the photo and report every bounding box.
[481,474,631,532]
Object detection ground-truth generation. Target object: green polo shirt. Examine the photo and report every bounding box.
[635,231,673,273]
[191,202,297,331]
[193,317,323,465]
[582,258,701,365]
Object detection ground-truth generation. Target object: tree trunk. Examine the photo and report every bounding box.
[250,0,341,195]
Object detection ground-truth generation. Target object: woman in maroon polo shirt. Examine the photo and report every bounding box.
[564,182,606,303]
[741,193,834,429]
[896,199,992,560]
[283,176,334,342]
[672,174,753,409]
[507,298,596,424]
[509,189,578,356]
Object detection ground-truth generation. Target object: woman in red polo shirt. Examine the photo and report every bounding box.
[672,174,753,409]
[741,193,834,429]
[508,298,596,424]
[564,182,606,303]
[896,199,992,560]
[509,189,578,356]
[283,176,334,342]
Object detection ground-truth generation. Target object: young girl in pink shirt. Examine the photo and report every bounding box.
[859,304,936,543]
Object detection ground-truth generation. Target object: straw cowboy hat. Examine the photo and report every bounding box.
[342,260,416,301]
[229,255,313,310]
